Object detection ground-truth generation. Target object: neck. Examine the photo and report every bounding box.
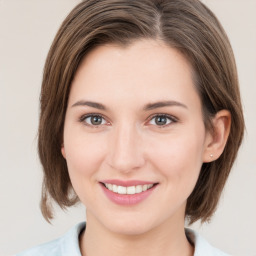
[80,211,194,256]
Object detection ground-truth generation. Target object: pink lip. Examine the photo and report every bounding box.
[100,181,158,206]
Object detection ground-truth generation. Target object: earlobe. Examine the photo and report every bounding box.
[61,144,66,159]
[203,110,231,163]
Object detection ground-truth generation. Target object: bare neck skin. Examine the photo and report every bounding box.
[80,205,194,256]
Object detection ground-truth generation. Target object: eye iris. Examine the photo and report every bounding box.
[91,116,102,125]
[155,116,167,125]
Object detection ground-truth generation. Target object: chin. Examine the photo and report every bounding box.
[97,212,161,236]
[109,221,153,236]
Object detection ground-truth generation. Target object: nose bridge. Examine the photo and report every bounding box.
[108,122,145,172]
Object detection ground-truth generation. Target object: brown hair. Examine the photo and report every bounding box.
[38,0,244,223]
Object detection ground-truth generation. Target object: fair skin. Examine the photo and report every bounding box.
[61,39,230,256]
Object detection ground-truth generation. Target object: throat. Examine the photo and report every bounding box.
[79,219,194,256]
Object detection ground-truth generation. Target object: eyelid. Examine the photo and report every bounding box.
[79,113,178,128]
[146,113,178,127]
[79,113,110,127]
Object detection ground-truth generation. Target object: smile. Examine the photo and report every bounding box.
[103,183,154,195]
[100,180,158,205]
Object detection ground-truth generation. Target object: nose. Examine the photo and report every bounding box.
[107,123,145,173]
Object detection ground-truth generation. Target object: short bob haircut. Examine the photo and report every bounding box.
[38,0,244,224]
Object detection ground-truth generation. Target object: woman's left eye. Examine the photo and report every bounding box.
[81,115,108,126]
[148,115,176,126]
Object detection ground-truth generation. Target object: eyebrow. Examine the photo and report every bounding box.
[71,100,187,111]
[71,100,107,110]
[143,101,188,111]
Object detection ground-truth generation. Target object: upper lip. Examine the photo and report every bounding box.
[100,179,158,186]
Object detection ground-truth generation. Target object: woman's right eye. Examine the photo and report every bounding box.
[81,115,108,126]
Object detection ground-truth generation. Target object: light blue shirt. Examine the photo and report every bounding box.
[16,222,230,256]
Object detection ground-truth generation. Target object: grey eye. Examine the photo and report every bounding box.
[149,115,172,126]
[84,115,107,126]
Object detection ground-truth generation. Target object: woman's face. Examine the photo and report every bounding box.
[62,40,211,235]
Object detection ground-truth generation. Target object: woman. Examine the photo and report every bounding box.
[17,0,244,255]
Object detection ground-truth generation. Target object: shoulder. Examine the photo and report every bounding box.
[15,222,86,256]
[15,237,62,256]
[185,228,231,256]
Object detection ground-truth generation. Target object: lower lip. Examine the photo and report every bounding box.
[100,184,157,206]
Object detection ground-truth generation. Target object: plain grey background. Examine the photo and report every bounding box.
[0,0,255,255]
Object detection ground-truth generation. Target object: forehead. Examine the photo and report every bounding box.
[69,39,200,110]
[75,39,193,81]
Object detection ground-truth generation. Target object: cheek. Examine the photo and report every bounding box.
[147,129,205,187]
[63,129,106,193]
[64,132,111,208]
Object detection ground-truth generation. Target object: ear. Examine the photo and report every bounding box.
[203,110,231,163]
[61,143,66,159]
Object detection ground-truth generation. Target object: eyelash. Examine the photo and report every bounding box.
[79,113,178,128]
[148,114,178,127]
[79,113,109,127]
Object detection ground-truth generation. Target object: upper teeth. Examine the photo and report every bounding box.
[104,183,154,195]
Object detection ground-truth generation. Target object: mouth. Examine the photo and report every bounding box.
[101,182,158,195]
[99,180,159,205]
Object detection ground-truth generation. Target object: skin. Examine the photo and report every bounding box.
[61,39,231,256]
